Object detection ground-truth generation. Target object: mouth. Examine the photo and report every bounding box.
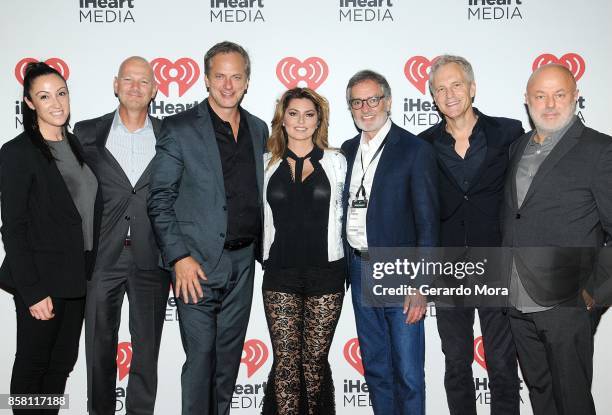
[50,110,64,117]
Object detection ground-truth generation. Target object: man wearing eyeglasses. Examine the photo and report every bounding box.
[341,70,439,415]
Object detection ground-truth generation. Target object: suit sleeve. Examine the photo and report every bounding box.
[147,120,190,267]
[0,145,48,306]
[411,141,440,247]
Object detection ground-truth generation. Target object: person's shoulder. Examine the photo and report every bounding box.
[162,103,201,126]
[417,122,443,142]
[0,132,35,160]
[391,122,432,148]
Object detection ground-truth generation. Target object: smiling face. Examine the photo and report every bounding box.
[283,98,318,144]
[114,57,157,113]
[431,62,475,122]
[525,65,579,138]
[349,79,391,140]
[204,52,249,113]
[24,73,70,137]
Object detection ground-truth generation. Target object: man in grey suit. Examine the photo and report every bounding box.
[147,41,268,415]
[74,56,170,414]
[504,64,612,415]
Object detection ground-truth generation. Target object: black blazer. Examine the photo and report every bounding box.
[74,112,163,271]
[419,109,524,246]
[502,120,612,306]
[0,132,102,306]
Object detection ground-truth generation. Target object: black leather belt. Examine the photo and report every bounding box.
[352,248,369,261]
[223,238,254,251]
[124,238,132,247]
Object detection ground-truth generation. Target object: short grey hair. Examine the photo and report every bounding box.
[204,41,251,79]
[428,54,475,94]
[346,70,392,106]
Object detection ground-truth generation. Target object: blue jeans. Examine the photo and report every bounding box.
[349,250,425,415]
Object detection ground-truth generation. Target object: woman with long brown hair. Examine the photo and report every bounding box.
[261,87,346,414]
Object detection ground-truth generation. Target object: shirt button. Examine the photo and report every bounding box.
[464,195,469,200]
[125,216,130,221]
[516,213,521,219]
[132,189,136,194]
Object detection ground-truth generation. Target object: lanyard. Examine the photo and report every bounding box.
[356,135,388,199]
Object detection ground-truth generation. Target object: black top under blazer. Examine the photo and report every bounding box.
[0,132,102,306]
[419,109,524,247]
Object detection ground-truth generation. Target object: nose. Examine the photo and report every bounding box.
[544,95,555,108]
[223,77,232,90]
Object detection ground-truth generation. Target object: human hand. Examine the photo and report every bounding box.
[174,256,207,303]
[403,292,427,324]
[582,289,595,311]
[29,296,54,320]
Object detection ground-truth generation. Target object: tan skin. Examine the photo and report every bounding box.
[173,52,249,304]
[431,62,478,159]
[283,98,318,180]
[114,56,158,132]
[348,81,426,324]
[23,73,70,320]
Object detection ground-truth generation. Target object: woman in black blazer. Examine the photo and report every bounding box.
[0,62,101,413]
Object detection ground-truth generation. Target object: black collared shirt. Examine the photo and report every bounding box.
[433,113,487,192]
[207,99,260,243]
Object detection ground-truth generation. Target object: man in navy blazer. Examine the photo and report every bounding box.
[419,55,522,415]
[147,42,268,415]
[341,70,439,415]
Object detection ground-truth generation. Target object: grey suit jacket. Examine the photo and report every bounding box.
[502,119,612,306]
[147,100,268,282]
[74,111,163,271]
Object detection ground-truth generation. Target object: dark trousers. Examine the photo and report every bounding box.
[11,295,85,415]
[508,306,595,415]
[85,246,170,415]
[176,244,255,415]
[349,250,425,415]
[436,307,520,415]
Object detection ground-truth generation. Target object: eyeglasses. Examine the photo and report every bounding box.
[349,95,386,110]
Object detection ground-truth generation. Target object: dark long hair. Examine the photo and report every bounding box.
[22,61,83,165]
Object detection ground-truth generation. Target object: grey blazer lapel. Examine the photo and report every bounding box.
[196,102,225,196]
[96,112,132,189]
[521,121,583,206]
[245,112,265,198]
[507,133,530,209]
[134,115,162,190]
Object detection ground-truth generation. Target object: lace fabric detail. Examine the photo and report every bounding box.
[262,290,343,415]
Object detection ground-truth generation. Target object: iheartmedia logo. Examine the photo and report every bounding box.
[532,53,585,81]
[241,339,269,377]
[276,57,329,90]
[404,56,438,95]
[473,336,487,370]
[116,341,132,381]
[15,58,70,85]
[343,338,364,376]
[151,58,200,97]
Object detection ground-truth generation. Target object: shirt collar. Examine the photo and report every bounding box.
[529,115,577,148]
[360,118,392,151]
[111,109,151,134]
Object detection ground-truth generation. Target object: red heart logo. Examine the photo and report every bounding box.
[404,56,436,95]
[116,341,132,381]
[532,53,586,81]
[241,339,269,378]
[473,336,487,370]
[15,58,70,85]
[151,57,200,97]
[276,57,329,90]
[343,337,364,376]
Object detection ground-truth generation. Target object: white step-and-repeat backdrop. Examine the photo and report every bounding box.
[1,0,611,413]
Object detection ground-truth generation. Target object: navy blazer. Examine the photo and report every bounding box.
[419,109,524,246]
[341,122,439,248]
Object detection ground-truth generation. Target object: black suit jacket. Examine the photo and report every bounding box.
[419,109,524,246]
[0,132,102,306]
[502,119,612,306]
[74,112,162,271]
